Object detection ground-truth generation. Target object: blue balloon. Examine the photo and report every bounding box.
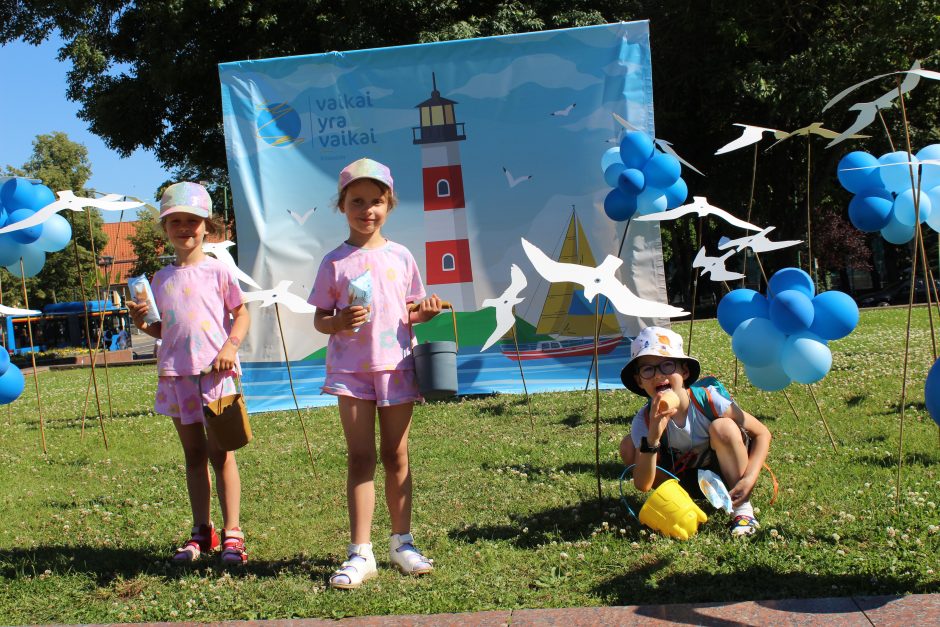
[34,212,72,252]
[31,184,55,209]
[604,162,627,187]
[636,186,668,215]
[744,361,791,392]
[848,189,894,232]
[809,290,859,341]
[916,144,940,190]
[892,189,932,226]
[0,178,39,212]
[5,245,45,278]
[781,332,831,384]
[0,349,8,376]
[7,209,43,245]
[618,168,646,195]
[0,234,25,266]
[769,289,815,335]
[927,185,940,233]
[643,152,681,189]
[717,288,769,335]
[837,151,883,194]
[926,357,940,428]
[620,131,655,169]
[732,317,786,367]
[880,214,915,244]
[0,365,25,405]
[604,188,638,222]
[768,267,815,298]
[601,147,624,173]
[879,151,918,193]
[663,177,688,209]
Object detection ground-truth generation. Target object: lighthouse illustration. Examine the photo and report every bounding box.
[412,73,476,311]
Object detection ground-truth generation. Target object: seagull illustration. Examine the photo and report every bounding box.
[822,60,938,112]
[826,62,929,148]
[612,112,704,176]
[0,190,143,235]
[503,167,533,188]
[521,238,688,319]
[634,196,763,231]
[692,248,745,282]
[766,122,867,150]
[287,208,316,225]
[718,226,802,254]
[0,305,41,317]
[241,280,317,314]
[714,123,782,155]
[480,264,527,352]
[550,103,576,117]
[202,240,262,289]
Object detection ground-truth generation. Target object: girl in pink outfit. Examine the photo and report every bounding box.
[127,182,251,565]
[309,158,442,589]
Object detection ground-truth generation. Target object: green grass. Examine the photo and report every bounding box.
[0,308,938,623]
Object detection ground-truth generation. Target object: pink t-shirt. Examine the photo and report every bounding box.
[308,240,426,373]
[152,256,244,376]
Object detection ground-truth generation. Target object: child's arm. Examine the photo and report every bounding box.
[127,300,161,339]
[633,392,677,492]
[409,294,443,324]
[314,305,369,334]
[727,405,772,506]
[214,303,250,372]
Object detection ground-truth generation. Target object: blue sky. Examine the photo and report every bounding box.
[0,36,172,222]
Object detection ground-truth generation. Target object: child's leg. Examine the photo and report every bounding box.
[709,417,748,486]
[339,395,378,544]
[207,442,241,530]
[377,402,414,534]
[173,418,212,525]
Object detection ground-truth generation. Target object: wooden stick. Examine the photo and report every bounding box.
[807,384,837,451]
[273,303,317,473]
[18,259,47,454]
[593,297,602,513]
[85,209,114,420]
[509,322,533,430]
[687,217,704,355]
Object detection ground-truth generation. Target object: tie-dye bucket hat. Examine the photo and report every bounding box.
[620,326,701,396]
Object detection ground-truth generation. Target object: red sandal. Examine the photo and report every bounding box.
[173,523,220,563]
[220,528,248,566]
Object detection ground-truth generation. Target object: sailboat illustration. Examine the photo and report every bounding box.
[502,210,624,360]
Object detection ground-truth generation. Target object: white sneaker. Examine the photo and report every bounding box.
[389,533,433,575]
[329,543,378,589]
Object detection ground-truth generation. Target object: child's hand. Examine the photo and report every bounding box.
[729,474,757,507]
[213,340,238,372]
[414,294,443,323]
[334,305,370,332]
[127,299,148,329]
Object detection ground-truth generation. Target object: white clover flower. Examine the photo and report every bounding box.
[559,552,569,560]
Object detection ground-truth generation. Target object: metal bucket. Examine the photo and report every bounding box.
[413,340,458,399]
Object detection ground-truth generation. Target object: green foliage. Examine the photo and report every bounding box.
[128,205,168,279]
[0,309,937,622]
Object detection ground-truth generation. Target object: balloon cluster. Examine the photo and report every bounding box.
[0,349,24,405]
[0,179,72,277]
[717,268,860,391]
[601,131,689,221]
[837,145,940,244]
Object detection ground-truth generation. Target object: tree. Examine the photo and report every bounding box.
[129,204,168,279]
[1,132,107,307]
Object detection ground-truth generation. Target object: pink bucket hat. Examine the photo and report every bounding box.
[338,158,394,192]
[620,326,701,397]
[159,182,212,219]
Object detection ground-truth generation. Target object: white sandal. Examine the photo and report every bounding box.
[389,533,433,575]
[329,543,377,590]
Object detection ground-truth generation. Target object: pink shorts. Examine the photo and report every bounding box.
[155,372,238,426]
[322,370,421,407]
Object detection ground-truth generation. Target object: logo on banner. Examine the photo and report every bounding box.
[256,102,303,147]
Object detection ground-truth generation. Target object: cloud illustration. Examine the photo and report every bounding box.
[448,54,601,99]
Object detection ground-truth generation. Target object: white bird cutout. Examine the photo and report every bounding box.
[520,238,688,319]
[503,167,532,188]
[612,112,704,176]
[692,248,745,282]
[202,240,262,289]
[0,190,144,235]
[480,264,527,352]
[718,226,802,254]
[766,122,868,150]
[822,61,939,112]
[634,196,763,232]
[241,280,317,314]
[714,123,782,155]
[0,304,41,317]
[826,61,931,148]
[288,208,316,225]
[550,103,576,117]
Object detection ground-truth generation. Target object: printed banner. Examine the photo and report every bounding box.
[218,21,668,412]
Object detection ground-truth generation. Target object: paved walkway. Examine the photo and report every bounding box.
[87,593,937,626]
